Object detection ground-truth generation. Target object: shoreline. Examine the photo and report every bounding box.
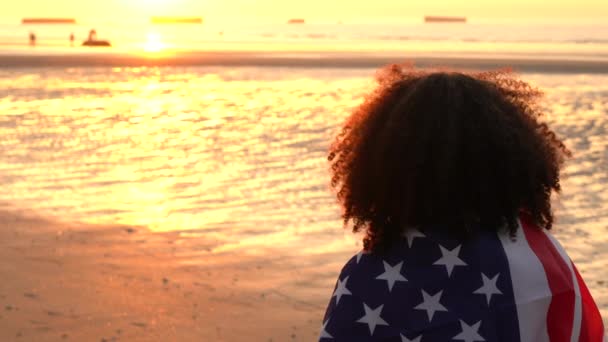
[2,51,608,73]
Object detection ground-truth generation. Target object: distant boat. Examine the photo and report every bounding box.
[82,40,111,47]
[424,16,467,23]
[82,29,111,47]
[151,17,203,24]
[22,18,76,24]
[288,19,305,24]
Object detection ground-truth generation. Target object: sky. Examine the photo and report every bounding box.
[2,0,607,24]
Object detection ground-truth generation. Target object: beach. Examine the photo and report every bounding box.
[0,64,606,340]
[0,210,337,341]
[2,51,608,73]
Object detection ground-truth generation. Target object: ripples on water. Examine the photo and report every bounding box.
[0,67,606,258]
[0,67,373,252]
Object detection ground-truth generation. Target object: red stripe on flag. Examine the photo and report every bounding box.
[520,215,575,342]
[572,264,605,342]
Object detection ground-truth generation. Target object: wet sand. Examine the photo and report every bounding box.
[0,210,342,341]
[1,51,608,73]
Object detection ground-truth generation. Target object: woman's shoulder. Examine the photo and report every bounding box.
[322,222,598,341]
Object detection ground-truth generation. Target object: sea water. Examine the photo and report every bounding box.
[0,67,606,253]
[1,21,608,60]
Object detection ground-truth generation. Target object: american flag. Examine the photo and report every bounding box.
[320,215,605,341]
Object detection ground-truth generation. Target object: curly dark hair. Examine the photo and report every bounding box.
[328,65,571,254]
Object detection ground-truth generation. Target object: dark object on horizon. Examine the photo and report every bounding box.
[22,18,76,24]
[29,32,36,46]
[82,40,111,47]
[82,29,111,47]
[424,16,467,23]
[69,33,75,46]
[288,19,305,24]
[151,17,203,24]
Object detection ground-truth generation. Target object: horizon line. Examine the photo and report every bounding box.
[1,16,608,26]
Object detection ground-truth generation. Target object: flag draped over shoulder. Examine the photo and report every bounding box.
[319,216,605,342]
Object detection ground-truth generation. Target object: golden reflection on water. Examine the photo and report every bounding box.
[0,68,606,255]
[0,67,369,250]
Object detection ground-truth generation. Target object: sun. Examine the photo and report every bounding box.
[144,33,165,53]
[137,0,186,9]
[127,0,185,17]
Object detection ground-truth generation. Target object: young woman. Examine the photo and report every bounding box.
[320,66,605,341]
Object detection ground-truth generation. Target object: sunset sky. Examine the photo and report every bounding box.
[1,0,607,23]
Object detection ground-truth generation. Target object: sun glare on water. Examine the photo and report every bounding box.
[144,33,165,52]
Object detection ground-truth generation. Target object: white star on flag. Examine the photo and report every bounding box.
[319,319,333,339]
[433,244,467,276]
[401,333,422,342]
[473,273,503,305]
[376,261,407,291]
[357,303,389,335]
[414,289,448,321]
[332,276,352,305]
[402,228,425,248]
[452,320,485,342]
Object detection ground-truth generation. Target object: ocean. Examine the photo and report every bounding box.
[0,67,606,251]
[1,21,608,60]
[0,21,607,325]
